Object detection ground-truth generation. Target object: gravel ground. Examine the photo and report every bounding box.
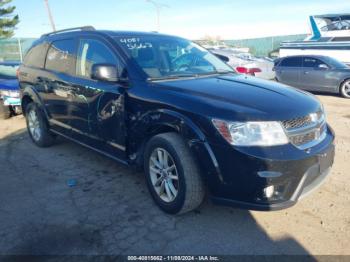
[0,94,349,256]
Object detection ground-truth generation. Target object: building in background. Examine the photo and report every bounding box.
[225,34,306,57]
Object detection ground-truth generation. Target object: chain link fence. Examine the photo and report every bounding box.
[0,38,36,62]
[225,34,307,57]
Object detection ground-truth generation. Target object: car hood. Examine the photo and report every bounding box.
[155,74,321,121]
[0,79,19,91]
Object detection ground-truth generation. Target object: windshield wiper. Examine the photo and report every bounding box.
[148,74,199,81]
[147,71,233,81]
[197,70,234,76]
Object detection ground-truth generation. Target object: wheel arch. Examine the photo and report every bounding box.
[129,109,206,155]
[21,95,33,116]
[129,109,223,185]
[21,86,48,118]
[339,77,350,93]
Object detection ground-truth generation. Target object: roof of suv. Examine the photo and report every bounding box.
[39,26,177,42]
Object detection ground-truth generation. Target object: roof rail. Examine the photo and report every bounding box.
[41,26,95,37]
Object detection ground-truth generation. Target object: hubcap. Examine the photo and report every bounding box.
[344,81,350,97]
[28,109,41,141]
[149,148,179,203]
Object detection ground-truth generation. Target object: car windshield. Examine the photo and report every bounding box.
[0,64,19,80]
[115,35,234,80]
[322,57,349,69]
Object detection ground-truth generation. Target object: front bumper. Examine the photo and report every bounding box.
[211,164,333,211]
[193,125,335,211]
[2,96,21,106]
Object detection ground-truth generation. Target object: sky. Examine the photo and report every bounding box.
[11,0,350,40]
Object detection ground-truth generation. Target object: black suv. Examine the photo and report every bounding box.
[19,27,335,214]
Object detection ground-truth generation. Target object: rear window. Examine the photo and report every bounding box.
[45,39,76,74]
[23,42,49,68]
[279,57,302,67]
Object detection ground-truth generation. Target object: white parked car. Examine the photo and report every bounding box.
[210,49,276,80]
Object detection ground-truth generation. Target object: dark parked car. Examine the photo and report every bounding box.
[274,55,350,98]
[19,27,335,214]
[0,61,21,119]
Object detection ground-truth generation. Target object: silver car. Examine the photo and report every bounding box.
[210,49,276,80]
[274,55,350,98]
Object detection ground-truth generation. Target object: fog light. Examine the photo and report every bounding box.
[263,185,275,198]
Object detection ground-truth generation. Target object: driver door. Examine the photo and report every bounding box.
[300,57,333,91]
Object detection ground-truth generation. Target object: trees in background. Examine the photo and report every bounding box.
[0,0,19,38]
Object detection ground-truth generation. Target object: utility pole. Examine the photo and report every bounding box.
[145,0,169,32]
[17,38,23,62]
[43,0,56,31]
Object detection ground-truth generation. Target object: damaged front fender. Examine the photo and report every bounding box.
[128,109,223,185]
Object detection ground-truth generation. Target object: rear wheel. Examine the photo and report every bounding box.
[0,100,11,120]
[340,79,350,98]
[144,133,205,214]
[25,102,55,147]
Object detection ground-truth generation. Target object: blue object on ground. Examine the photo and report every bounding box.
[67,179,77,187]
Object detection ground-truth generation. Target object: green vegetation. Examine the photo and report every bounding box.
[0,0,19,38]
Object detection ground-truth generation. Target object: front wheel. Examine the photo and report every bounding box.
[340,79,350,98]
[25,102,55,147]
[144,133,205,214]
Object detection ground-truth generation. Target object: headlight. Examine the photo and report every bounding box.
[212,119,289,146]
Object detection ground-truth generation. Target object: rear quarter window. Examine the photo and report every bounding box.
[23,42,49,68]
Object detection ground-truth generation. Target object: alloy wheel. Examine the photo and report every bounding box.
[28,109,41,141]
[343,81,350,97]
[149,148,179,203]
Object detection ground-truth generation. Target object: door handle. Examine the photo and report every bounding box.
[67,90,76,97]
[304,71,309,75]
[19,72,28,77]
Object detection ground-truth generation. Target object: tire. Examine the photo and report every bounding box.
[0,100,11,120]
[25,102,55,147]
[13,106,22,115]
[144,132,205,214]
[340,79,350,98]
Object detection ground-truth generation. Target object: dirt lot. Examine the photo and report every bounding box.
[0,94,349,256]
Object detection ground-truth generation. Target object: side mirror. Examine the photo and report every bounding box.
[317,64,329,70]
[214,54,229,63]
[91,63,118,82]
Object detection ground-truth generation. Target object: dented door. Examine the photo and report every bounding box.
[67,37,126,158]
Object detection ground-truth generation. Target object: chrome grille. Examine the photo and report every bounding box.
[282,111,323,130]
[282,116,312,130]
[283,111,326,149]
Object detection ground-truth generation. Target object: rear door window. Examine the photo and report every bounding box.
[23,42,49,68]
[279,57,302,67]
[45,39,77,74]
[76,38,119,78]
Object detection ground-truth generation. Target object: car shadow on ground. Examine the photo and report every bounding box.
[0,129,315,257]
